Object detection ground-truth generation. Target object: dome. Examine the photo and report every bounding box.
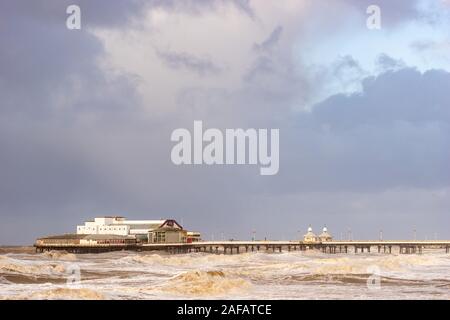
[303,225,318,243]
[319,226,332,242]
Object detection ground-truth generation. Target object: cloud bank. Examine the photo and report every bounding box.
[0,0,449,244]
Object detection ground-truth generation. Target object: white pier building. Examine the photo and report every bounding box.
[77,216,200,243]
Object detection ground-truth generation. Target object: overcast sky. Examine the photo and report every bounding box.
[1,0,449,244]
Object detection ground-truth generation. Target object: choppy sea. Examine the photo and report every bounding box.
[1,247,449,299]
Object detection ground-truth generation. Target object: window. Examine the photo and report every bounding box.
[155,232,166,243]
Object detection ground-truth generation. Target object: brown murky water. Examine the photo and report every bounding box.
[1,247,449,299]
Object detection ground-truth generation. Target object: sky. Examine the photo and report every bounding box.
[0,0,449,244]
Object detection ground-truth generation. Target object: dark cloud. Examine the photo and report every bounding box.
[0,1,449,244]
[0,0,254,244]
[0,0,148,29]
[279,67,450,193]
[314,68,450,128]
[0,1,141,119]
[0,0,253,29]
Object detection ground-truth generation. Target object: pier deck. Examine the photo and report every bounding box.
[34,240,450,254]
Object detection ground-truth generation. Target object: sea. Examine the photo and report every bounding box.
[0,247,449,300]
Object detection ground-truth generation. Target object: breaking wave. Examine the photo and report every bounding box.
[42,251,77,261]
[0,256,66,276]
[162,270,251,296]
[117,252,259,268]
[311,255,443,275]
[1,249,450,299]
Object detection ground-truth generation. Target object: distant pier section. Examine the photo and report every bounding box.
[35,234,139,253]
[34,218,450,254]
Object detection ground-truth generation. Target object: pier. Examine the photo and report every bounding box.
[35,239,450,255]
[35,217,450,255]
[141,240,450,255]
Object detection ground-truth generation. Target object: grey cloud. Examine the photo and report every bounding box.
[175,61,450,198]
[342,0,420,25]
[0,0,252,29]
[410,40,450,59]
[141,0,254,18]
[156,49,223,76]
[229,0,254,18]
[411,40,436,52]
[0,1,141,119]
[276,67,450,195]
[0,0,257,245]
[375,53,406,72]
[253,26,283,52]
[0,0,148,29]
[243,27,307,108]
[1,1,449,245]
[312,68,450,128]
[331,55,367,90]
[332,55,363,76]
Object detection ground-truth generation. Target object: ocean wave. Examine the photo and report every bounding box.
[1,250,449,299]
[42,251,77,261]
[162,270,251,296]
[308,254,444,275]
[6,288,105,300]
[0,276,13,284]
[0,255,66,276]
[117,252,259,268]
